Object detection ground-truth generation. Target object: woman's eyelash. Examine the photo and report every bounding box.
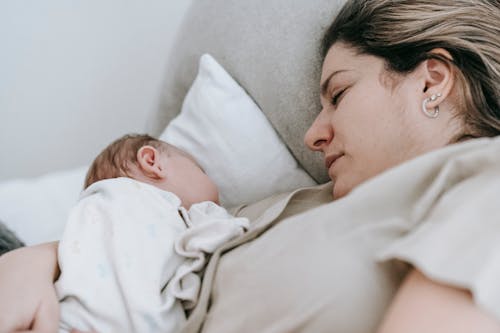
[331,88,346,106]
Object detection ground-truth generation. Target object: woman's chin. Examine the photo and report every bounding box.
[332,182,351,200]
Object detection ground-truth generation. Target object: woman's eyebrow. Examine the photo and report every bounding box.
[320,70,348,97]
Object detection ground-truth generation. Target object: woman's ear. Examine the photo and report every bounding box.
[420,48,455,109]
[136,145,166,179]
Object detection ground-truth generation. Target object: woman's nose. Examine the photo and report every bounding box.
[304,110,333,152]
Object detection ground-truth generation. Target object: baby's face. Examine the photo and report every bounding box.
[157,147,219,208]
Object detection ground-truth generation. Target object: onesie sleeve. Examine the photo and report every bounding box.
[377,171,500,321]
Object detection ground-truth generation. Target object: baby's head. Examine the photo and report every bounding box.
[85,134,219,208]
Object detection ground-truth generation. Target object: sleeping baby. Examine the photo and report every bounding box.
[55,134,249,333]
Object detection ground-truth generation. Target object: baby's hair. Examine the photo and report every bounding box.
[84,134,169,189]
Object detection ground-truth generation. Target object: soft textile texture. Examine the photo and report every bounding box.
[160,54,316,208]
[147,0,348,183]
[57,177,247,333]
[173,202,249,310]
[178,137,500,333]
[57,178,187,333]
[0,166,87,245]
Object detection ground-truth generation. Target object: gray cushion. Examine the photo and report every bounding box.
[146,0,347,183]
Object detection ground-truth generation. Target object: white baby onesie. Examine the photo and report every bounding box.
[56,177,248,333]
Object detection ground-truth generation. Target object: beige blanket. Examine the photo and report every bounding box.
[182,136,500,333]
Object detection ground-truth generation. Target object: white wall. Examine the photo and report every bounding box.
[0,0,192,180]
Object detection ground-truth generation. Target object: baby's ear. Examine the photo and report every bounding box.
[136,145,166,179]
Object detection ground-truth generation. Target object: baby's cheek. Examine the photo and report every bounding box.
[208,184,219,203]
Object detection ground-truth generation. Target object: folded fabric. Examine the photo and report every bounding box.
[172,202,249,309]
[56,177,249,332]
[180,136,500,333]
[57,178,188,333]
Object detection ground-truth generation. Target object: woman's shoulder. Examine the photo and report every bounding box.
[230,182,332,223]
[376,137,500,323]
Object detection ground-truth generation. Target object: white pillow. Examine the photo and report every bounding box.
[160,54,316,207]
[0,166,87,245]
[0,54,316,245]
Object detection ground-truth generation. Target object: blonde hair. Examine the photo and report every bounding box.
[84,134,167,189]
[322,0,500,140]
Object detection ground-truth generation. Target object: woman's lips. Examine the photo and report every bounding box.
[325,153,344,169]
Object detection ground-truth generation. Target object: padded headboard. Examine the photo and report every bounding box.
[147,0,347,183]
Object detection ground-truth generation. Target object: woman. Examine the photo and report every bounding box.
[1,0,499,332]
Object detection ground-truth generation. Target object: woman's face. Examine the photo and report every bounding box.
[304,43,457,199]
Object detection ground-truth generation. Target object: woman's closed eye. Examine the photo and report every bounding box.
[331,88,347,107]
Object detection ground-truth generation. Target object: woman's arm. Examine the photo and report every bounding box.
[377,269,500,333]
[0,241,60,332]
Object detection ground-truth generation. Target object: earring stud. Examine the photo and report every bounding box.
[430,93,442,101]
